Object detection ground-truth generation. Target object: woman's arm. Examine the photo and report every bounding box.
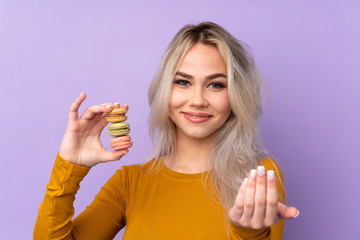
[33,154,128,239]
[33,153,90,239]
[34,93,132,239]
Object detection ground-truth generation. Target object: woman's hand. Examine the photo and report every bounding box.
[228,166,299,229]
[59,92,131,167]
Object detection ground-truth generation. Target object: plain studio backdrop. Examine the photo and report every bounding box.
[0,1,359,239]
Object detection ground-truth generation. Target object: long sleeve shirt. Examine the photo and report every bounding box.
[34,153,285,239]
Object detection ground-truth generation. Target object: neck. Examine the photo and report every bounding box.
[164,131,214,174]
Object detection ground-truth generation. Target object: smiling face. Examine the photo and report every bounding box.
[169,43,231,141]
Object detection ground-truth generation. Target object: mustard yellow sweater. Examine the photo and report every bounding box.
[34,153,285,239]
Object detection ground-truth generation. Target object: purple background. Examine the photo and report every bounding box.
[0,1,359,239]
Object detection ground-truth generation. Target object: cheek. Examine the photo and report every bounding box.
[170,89,186,110]
[213,94,231,115]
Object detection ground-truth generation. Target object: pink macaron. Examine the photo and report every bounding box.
[110,135,133,151]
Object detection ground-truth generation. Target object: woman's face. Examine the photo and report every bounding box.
[169,43,231,141]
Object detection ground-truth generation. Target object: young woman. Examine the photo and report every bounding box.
[34,22,298,239]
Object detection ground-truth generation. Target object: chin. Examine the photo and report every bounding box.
[182,128,217,140]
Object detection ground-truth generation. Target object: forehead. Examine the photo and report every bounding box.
[177,43,226,75]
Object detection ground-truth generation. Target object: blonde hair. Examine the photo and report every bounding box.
[147,22,268,229]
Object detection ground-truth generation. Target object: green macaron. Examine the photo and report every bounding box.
[108,122,130,137]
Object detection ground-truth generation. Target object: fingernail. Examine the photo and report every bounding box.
[114,102,120,105]
[106,105,112,108]
[250,169,257,179]
[257,166,265,176]
[267,170,275,180]
[243,178,248,186]
[80,91,84,96]
[293,210,300,218]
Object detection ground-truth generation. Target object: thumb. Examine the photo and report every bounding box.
[100,149,130,163]
[278,202,299,219]
[121,104,129,110]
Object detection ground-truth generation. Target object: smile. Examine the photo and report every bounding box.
[182,112,213,123]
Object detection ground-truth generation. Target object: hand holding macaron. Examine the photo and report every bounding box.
[59,92,132,167]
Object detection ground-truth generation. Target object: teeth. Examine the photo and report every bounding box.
[184,113,210,119]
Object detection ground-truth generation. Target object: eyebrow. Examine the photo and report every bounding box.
[175,71,227,80]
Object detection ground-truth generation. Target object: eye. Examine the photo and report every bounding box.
[174,79,191,86]
[209,82,226,89]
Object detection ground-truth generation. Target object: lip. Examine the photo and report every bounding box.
[182,111,213,123]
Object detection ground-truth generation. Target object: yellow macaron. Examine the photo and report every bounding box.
[106,108,127,122]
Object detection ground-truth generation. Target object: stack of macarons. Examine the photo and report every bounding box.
[106,107,132,151]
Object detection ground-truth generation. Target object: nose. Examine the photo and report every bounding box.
[189,86,208,108]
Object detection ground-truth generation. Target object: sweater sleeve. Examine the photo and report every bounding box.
[230,223,270,239]
[228,158,285,240]
[71,164,129,239]
[33,153,91,239]
[33,153,128,240]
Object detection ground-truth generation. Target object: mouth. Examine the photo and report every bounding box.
[182,111,213,123]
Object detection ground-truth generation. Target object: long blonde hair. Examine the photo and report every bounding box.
[147,21,267,225]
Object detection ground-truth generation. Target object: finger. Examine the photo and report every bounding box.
[69,92,87,121]
[93,113,111,132]
[80,104,114,120]
[229,178,248,222]
[96,102,122,120]
[241,169,257,222]
[100,149,130,163]
[94,102,124,122]
[277,203,299,219]
[82,101,121,121]
[112,103,128,110]
[252,166,267,227]
[101,102,119,107]
[264,170,279,226]
[94,103,129,131]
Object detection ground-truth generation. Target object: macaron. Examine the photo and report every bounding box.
[110,135,132,151]
[108,122,130,137]
[106,108,127,122]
